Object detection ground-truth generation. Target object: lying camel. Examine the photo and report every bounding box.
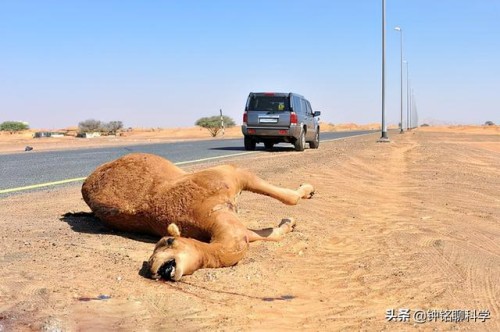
[82,153,314,281]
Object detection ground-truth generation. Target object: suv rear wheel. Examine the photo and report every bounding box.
[244,136,256,151]
[294,129,306,151]
[309,129,320,149]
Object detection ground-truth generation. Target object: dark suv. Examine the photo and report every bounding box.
[241,92,321,151]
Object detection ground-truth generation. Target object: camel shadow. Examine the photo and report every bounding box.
[60,212,158,244]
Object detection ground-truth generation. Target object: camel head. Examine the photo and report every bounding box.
[147,235,202,281]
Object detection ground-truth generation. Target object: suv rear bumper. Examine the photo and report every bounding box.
[241,125,301,140]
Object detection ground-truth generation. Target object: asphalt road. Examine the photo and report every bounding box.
[0,130,375,196]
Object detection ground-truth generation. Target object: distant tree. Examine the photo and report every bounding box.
[78,119,102,133]
[420,123,430,127]
[78,119,125,135]
[102,121,124,135]
[195,115,236,137]
[0,121,29,133]
[484,120,495,126]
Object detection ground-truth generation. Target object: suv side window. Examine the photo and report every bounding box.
[306,101,313,115]
[300,99,308,115]
[292,96,301,113]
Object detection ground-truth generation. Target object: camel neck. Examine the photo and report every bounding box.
[191,212,249,269]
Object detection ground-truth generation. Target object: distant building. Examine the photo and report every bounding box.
[76,132,101,138]
[33,131,65,138]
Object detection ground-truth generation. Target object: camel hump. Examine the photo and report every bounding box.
[82,153,186,226]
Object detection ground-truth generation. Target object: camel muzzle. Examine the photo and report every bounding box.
[157,259,176,281]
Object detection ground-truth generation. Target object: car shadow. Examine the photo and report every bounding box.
[60,212,157,244]
[209,146,248,151]
[209,145,297,152]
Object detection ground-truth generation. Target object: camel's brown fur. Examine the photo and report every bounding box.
[82,153,314,281]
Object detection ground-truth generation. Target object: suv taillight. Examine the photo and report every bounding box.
[290,112,298,124]
[243,112,248,124]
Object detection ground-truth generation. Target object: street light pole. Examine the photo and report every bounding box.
[405,61,409,130]
[409,87,413,129]
[395,26,403,133]
[378,0,389,142]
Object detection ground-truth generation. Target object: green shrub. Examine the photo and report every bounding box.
[195,115,236,137]
[0,121,29,132]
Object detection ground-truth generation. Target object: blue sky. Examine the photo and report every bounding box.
[0,0,499,129]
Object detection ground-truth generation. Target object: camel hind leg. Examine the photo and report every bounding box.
[246,217,296,242]
[236,168,314,205]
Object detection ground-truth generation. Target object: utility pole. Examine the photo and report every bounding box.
[378,0,389,142]
[395,26,404,133]
[405,61,409,130]
[409,88,413,129]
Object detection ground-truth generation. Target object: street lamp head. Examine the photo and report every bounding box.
[394,26,401,31]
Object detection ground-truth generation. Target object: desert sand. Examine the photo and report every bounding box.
[0,125,498,331]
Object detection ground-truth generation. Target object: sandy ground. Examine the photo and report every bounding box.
[0,126,498,331]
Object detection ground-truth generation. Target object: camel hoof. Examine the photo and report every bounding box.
[279,217,296,232]
[299,183,315,199]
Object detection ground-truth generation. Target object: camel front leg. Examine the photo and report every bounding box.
[237,169,314,205]
[246,217,296,242]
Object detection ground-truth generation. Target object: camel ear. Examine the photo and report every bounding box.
[167,223,181,237]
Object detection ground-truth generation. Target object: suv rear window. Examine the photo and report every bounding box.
[247,96,290,112]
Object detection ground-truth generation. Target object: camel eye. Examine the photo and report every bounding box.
[167,238,175,246]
